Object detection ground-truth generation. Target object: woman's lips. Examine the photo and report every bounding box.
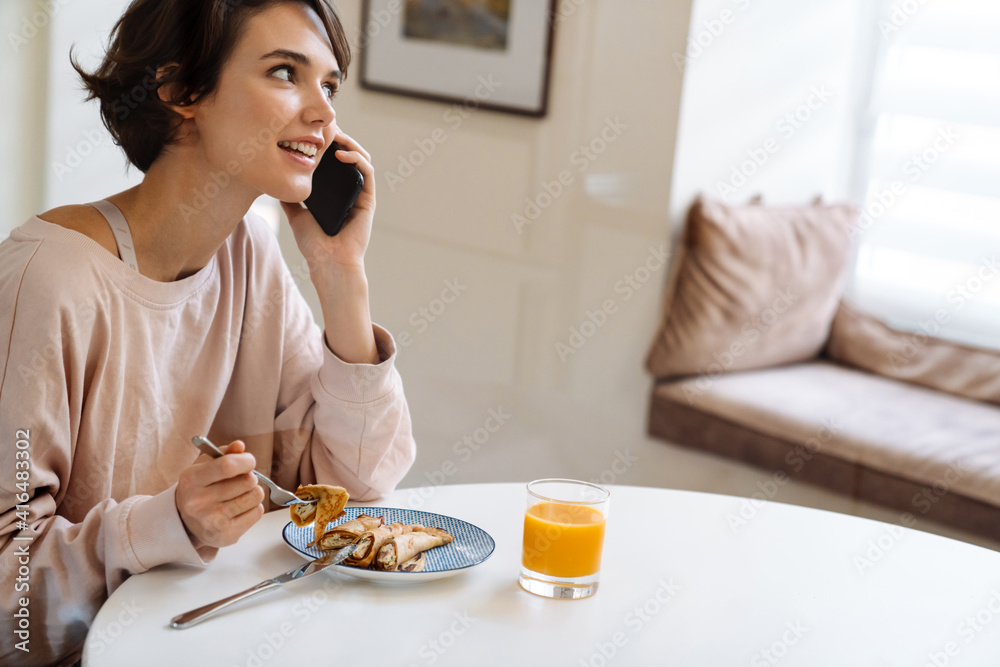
[279,144,316,168]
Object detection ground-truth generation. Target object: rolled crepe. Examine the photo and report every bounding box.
[346,523,423,569]
[309,514,384,551]
[289,484,350,544]
[375,527,453,571]
[396,552,426,572]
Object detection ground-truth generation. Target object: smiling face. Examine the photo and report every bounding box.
[189,1,341,203]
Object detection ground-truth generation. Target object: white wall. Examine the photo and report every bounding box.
[1,0,52,237]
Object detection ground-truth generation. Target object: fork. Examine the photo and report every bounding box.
[191,436,309,506]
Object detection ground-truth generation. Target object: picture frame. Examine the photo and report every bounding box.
[359,0,558,117]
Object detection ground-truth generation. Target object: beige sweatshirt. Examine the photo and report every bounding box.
[0,210,416,666]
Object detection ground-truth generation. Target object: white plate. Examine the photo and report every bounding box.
[282,506,495,584]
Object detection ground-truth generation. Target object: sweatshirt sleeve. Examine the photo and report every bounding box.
[267,249,416,502]
[0,238,214,666]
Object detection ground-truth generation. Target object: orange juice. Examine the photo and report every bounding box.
[521,501,606,577]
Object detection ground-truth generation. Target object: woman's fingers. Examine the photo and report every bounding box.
[207,471,260,504]
[195,486,264,544]
[224,440,246,454]
[332,131,370,163]
[333,148,374,186]
[230,501,266,534]
[176,440,265,547]
[222,484,266,520]
[187,447,256,487]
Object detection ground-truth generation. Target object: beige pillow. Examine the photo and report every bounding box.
[645,196,857,380]
[826,301,1000,407]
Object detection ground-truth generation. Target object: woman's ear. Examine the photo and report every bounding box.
[156,62,198,119]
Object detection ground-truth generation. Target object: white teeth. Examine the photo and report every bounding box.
[278,140,318,157]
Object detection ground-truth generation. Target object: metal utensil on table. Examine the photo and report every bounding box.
[169,543,358,629]
[191,436,309,507]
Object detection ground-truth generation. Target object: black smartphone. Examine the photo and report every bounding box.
[304,142,364,236]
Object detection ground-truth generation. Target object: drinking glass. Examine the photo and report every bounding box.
[519,478,610,599]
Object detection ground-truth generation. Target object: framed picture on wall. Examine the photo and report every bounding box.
[359,0,557,117]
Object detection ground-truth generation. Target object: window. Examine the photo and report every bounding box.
[846,0,1000,350]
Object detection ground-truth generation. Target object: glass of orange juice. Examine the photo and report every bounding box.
[519,478,610,599]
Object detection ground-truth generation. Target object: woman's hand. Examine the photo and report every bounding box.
[279,129,375,275]
[279,129,380,364]
[176,440,265,548]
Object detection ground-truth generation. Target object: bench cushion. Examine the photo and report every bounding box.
[827,301,1000,408]
[651,362,1000,524]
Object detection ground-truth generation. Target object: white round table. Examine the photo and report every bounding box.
[83,483,1000,666]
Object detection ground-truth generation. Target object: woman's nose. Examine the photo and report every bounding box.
[304,87,335,126]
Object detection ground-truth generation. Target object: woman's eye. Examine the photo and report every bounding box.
[272,65,336,101]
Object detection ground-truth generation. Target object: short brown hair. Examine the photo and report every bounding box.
[71,0,351,173]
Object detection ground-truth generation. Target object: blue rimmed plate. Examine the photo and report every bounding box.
[282,507,495,583]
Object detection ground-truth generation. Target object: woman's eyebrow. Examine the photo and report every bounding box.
[260,48,341,82]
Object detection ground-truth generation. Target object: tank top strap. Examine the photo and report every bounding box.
[86,200,139,273]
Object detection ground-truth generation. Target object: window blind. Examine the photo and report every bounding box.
[846,0,1000,350]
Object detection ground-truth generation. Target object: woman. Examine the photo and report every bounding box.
[0,1,415,664]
